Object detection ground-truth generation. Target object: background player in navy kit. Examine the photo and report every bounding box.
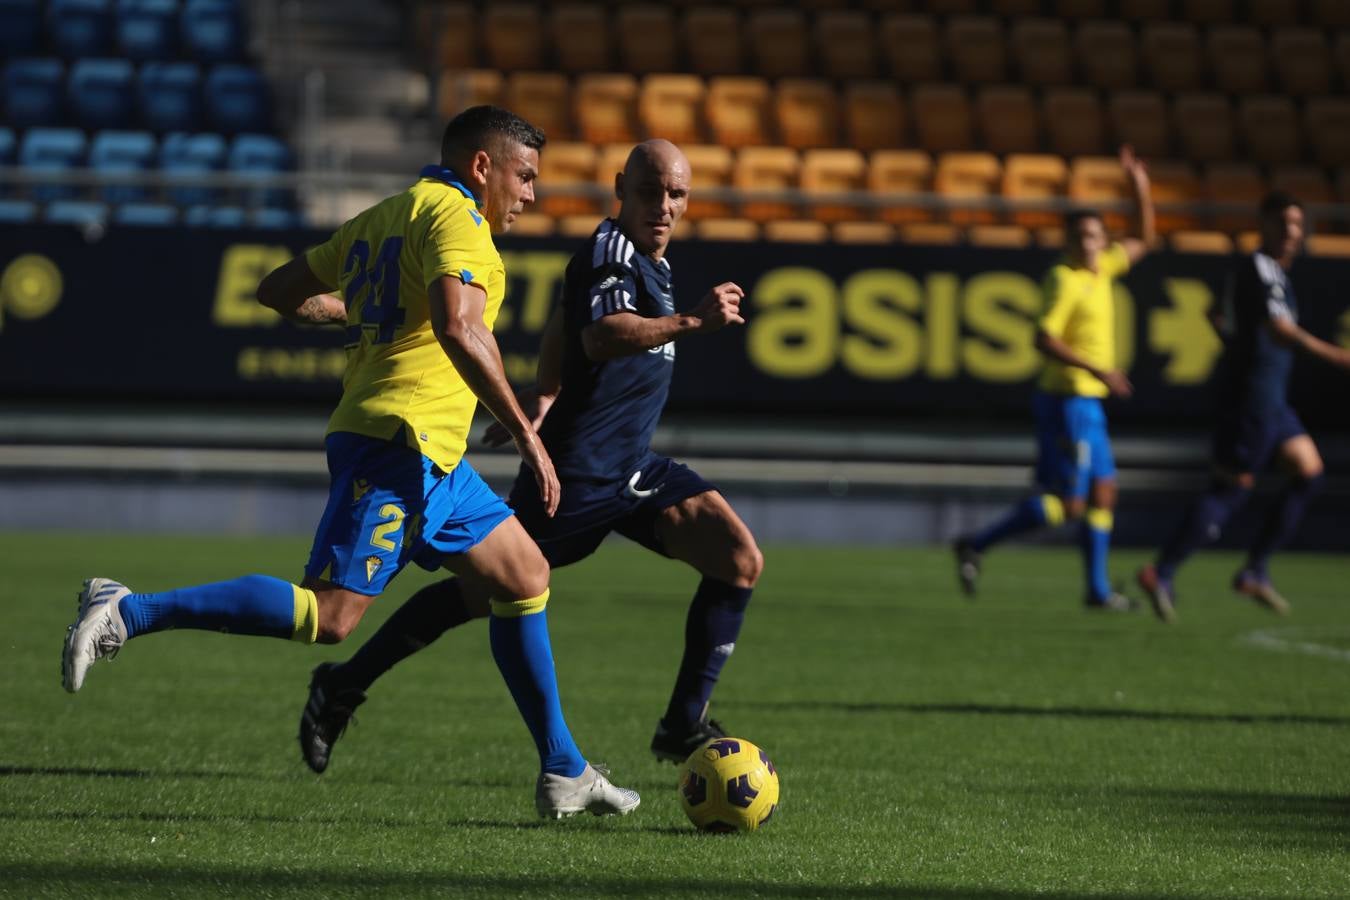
[300,139,764,772]
[1138,192,1350,622]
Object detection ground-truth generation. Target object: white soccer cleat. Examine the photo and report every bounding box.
[62,578,131,693]
[535,763,640,820]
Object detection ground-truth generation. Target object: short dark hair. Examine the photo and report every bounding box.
[1260,190,1302,221]
[440,105,546,166]
[1064,208,1103,234]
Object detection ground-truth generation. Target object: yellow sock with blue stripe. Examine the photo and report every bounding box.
[488,589,586,777]
[118,574,313,641]
[971,494,1063,553]
[1081,507,1114,603]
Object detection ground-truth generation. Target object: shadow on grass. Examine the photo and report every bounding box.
[1106,786,1350,850]
[0,807,556,831]
[747,700,1350,727]
[0,765,519,789]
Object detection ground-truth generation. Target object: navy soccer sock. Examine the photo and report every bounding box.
[1246,474,1324,579]
[1156,481,1252,581]
[118,574,314,641]
[662,577,754,731]
[330,578,476,692]
[969,495,1063,553]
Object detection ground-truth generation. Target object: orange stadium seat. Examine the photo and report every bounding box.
[1044,88,1107,158]
[536,142,599,218]
[935,152,1001,225]
[1179,0,1234,24]
[1310,0,1350,28]
[1118,0,1172,19]
[1146,161,1203,234]
[843,82,905,152]
[1003,153,1069,228]
[558,214,602,237]
[1271,166,1332,205]
[574,74,638,145]
[1235,231,1262,253]
[432,3,476,70]
[977,86,1039,155]
[483,3,545,71]
[1075,21,1138,91]
[898,222,961,246]
[639,75,706,145]
[989,0,1046,14]
[1247,0,1301,26]
[550,4,611,73]
[695,218,760,241]
[1141,23,1203,92]
[1240,96,1303,167]
[880,15,943,84]
[801,148,868,223]
[817,10,878,80]
[1053,0,1108,17]
[682,144,735,220]
[747,8,810,78]
[504,72,572,141]
[1009,19,1072,87]
[594,143,630,216]
[616,7,677,75]
[1108,91,1170,159]
[1169,230,1234,254]
[1068,155,1131,233]
[764,220,829,243]
[1036,226,1067,247]
[869,150,935,225]
[967,224,1032,248]
[912,84,974,155]
[1305,234,1350,256]
[1172,93,1236,164]
[775,79,840,150]
[1206,26,1269,96]
[734,146,801,222]
[946,16,1006,85]
[706,77,772,148]
[1272,28,1332,96]
[833,220,896,243]
[437,69,501,119]
[1303,97,1350,168]
[1204,163,1266,233]
[683,8,743,77]
[510,212,556,237]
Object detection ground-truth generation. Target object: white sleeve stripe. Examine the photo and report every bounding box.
[1267,298,1293,320]
[1253,252,1282,287]
[589,289,634,319]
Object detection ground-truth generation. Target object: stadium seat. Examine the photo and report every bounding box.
[19,128,87,202]
[926,0,978,13]
[695,217,759,242]
[934,152,1000,226]
[551,4,610,73]
[228,132,292,207]
[1337,168,1350,204]
[180,0,243,62]
[1235,231,1261,253]
[747,8,809,79]
[437,69,502,120]
[1141,23,1202,92]
[1204,162,1265,233]
[112,200,177,226]
[775,79,839,151]
[1118,0,1171,18]
[45,200,109,227]
[1169,230,1233,254]
[1311,0,1350,27]
[1304,234,1350,257]
[204,64,270,133]
[763,219,828,243]
[1053,0,1108,17]
[536,142,600,218]
[1068,155,1130,233]
[1107,91,1170,159]
[989,0,1043,14]
[1146,161,1202,234]
[184,204,244,228]
[1271,165,1332,205]
[1172,93,1235,165]
[556,213,599,238]
[638,75,705,145]
[503,72,571,141]
[0,0,42,57]
[1075,21,1137,91]
[48,0,114,57]
[946,16,1006,85]
[137,61,200,132]
[816,10,877,80]
[4,58,66,129]
[89,129,157,203]
[911,84,973,155]
[250,207,298,230]
[800,149,867,224]
[116,0,179,60]
[69,58,136,129]
[574,73,638,145]
[1003,153,1069,229]
[843,82,904,153]
[967,224,1032,248]
[1043,88,1106,158]
[615,6,676,75]
[734,146,800,222]
[160,131,226,205]
[682,144,735,220]
[869,150,934,225]
[1245,0,1300,26]
[682,7,742,77]
[1335,33,1350,91]
[1009,18,1072,87]
[507,212,555,237]
[898,222,961,246]
[0,127,13,167]
[1305,98,1350,168]
[1272,28,1332,96]
[879,14,942,84]
[977,86,1038,156]
[1239,96,1302,167]
[482,3,544,71]
[706,77,772,149]
[1206,26,1268,96]
[591,142,628,217]
[832,220,895,244]
[1180,0,1234,23]
[431,2,475,71]
[0,199,39,222]
[1036,225,1066,247]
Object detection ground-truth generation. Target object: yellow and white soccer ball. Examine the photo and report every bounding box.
[677,736,780,833]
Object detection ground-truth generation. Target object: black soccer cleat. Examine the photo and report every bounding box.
[651,714,727,765]
[954,539,981,598]
[299,662,367,774]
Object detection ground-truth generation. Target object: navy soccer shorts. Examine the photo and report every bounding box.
[1212,404,1307,475]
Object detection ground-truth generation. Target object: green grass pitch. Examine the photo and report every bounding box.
[3,532,1348,898]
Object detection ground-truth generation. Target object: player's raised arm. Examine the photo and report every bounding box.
[256,256,347,325]
[1117,144,1155,265]
[581,281,744,361]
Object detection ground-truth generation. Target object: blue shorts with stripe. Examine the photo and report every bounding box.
[304,432,513,596]
[1212,403,1306,474]
[1032,392,1116,500]
[507,451,716,569]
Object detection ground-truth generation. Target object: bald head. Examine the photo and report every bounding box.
[615,140,690,260]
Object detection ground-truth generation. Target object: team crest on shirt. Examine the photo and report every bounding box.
[365,556,383,583]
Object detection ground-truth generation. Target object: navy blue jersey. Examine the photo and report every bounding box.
[539,219,677,482]
[1215,252,1297,413]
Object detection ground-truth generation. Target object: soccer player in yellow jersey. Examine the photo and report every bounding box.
[61,106,640,819]
[955,146,1155,610]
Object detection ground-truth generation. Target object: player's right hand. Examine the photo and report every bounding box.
[692,282,746,332]
[515,430,560,517]
[1100,370,1134,398]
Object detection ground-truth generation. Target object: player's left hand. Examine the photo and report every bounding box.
[484,386,555,448]
[515,429,560,517]
[1119,144,1149,187]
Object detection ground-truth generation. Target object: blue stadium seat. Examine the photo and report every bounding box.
[184,204,245,228]
[116,0,179,60]
[4,59,67,129]
[0,0,42,57]
[90,130,157,202]
[137,61,200,131]
[48,0,115,58]
[0,127,14,165]
[113,201,178,226]
[250,207,299,230]
[69,58,136,129]
[0,199,39,223]
[229,133,291,206]
[160,131,225,205]
[204,64,269,133]
[180,0,243,62]
[45,199,110,227]
[19,128,87,202]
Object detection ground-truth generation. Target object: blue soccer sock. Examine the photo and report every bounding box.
[1080,507,1113,603]
[1245,473,1324,579]
[1156,481,1251,581]
[332,577,475,692]
[663,578,754,731]
[488,591,586,777]
[118,574,317,643]
[970,494,1064,553]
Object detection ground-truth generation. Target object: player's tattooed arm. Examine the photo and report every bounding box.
[257,256,344,325]
[289,294,347,324]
